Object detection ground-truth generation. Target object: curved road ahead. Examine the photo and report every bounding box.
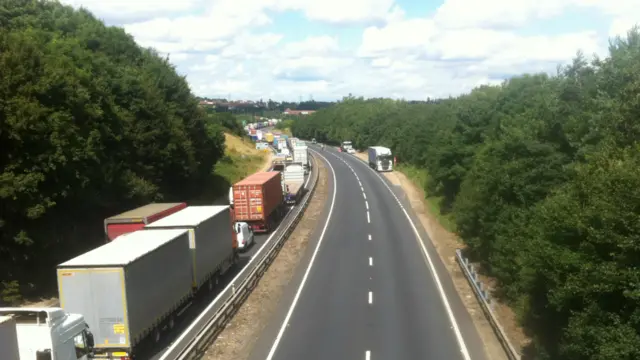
[249,145,488,360]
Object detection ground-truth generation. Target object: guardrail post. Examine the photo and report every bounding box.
[455,248,519,360]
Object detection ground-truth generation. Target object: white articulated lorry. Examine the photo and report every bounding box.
[292,145,309,171]
[283,163,305,205]
[57,229,194,359]
[368,146,394,172]
[341,141,355,154]
[144,205,239,290]
[0,307,95,360]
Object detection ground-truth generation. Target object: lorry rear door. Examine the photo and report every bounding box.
[58,268,130,350]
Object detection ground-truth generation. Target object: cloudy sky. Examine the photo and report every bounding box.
[60,0,638,101]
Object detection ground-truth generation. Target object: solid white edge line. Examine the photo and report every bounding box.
[265,148,338,360]
[343,153,472,360]
[368,291,373,304]
[157,156,318,359]
[366,350,371,360]
[303,166,312,189]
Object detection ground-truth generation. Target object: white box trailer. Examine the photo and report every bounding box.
[368,146,393,172]
[287,137,299,150]
[292,146,309,170]
[57,229,193,358]
[0,316,19,360]
[145,205,237,290]
[283,164,305,204]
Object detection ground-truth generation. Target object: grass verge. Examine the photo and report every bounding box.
[395,164,457,232]
[208,133,270,198]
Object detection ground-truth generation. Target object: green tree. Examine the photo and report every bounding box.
[0,0,226,303]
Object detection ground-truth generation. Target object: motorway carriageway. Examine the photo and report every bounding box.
[141,162,316,360]
[248,146,489,360]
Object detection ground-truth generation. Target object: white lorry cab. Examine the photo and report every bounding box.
[368,146,394,172]
[0,307,95,360]
[341,141,355,154]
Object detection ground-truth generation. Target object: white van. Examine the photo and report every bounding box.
[234,222,254,251]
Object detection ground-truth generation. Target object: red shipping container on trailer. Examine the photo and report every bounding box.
[104,202,187,242]
[233,171,284,232]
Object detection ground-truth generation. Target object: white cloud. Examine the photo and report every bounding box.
[289,0,403,24]
[358,19,436,58]
[220,33,284,59]
[431,0,638,30]
[60,0,640,101]
[610,18,634,37]
[61,0,206,23]
[433,0,570,30]
[281,36,340,57]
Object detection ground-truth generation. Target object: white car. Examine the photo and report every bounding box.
[235,222,254,251]
[347,148,356,154]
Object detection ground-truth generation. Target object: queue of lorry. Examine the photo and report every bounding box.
[1,164,307,359]
[245,129,309,207]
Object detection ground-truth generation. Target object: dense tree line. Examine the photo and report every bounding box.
[203,108,245,136]
[292,29,640,360]
[0,0,227,303]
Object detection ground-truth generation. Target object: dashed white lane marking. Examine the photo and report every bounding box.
[369,257,373,266]
[365,201,369,210]
[334,149,472,360]
[367,211,370,223]
[366,350,371,360]
[368,234,372,241]
[368,291,373,304]
[360,186,364,192]
[363,192,367,200]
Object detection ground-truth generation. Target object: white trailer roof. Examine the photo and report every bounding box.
[370,146,392,154]
[58,229,188,267]
[145,205,228,228]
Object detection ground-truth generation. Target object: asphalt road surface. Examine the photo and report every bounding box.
[249,146,488,360]
[142,162,315,360]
